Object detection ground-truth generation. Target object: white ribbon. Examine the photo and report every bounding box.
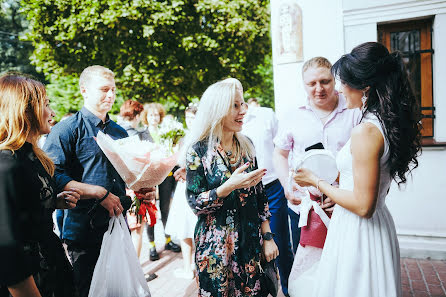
[288,164,330,228]
[297,190,331,229]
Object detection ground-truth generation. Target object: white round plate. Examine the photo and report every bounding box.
[296,149,338,184]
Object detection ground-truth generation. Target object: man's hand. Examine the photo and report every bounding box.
[285,183,303,205]
[99,189,123,217]
[173,167,186,182]
[135,187,157,203]
[56,188,82,209]
[320,197,336,213]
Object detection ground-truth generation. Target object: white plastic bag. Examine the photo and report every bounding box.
[88,215,151,297]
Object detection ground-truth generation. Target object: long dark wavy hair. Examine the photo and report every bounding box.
[331,42,422,185]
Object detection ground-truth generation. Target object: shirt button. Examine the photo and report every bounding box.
[113,178,116,183]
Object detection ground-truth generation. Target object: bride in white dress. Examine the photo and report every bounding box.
[291,42,422,297]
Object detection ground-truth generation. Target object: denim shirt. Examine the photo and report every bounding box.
[43,107,128,244]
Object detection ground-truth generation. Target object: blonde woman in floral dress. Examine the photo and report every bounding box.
[181,78,279,296]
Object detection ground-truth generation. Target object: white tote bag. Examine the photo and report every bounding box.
[88,215,151,297]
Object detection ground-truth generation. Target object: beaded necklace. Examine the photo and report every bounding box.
[218,137,242,170]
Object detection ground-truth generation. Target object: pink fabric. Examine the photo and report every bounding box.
[274,94,362,168]
[299,194,332,249]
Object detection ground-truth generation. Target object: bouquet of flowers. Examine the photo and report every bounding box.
[158,116,185,152]
[96,132,177,225]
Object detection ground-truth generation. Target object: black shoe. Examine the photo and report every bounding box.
[165,241,181,253]
[145,273,158,282]
[149,247,160,261]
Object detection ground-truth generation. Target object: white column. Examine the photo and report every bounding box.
[433,13,446,142]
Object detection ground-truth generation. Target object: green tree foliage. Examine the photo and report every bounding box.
[45,75,82,120]
[245,54,274,108]
[0,0,44,80]
[21,0,273,113]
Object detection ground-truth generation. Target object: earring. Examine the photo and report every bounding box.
[361,91,367,110]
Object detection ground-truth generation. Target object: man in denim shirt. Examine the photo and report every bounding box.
[44,65,156,297]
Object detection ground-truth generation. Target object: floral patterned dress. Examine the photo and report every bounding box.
[186,140,271,297]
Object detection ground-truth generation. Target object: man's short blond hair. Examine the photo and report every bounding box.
[79,65,115,89]
[302,57,332,77]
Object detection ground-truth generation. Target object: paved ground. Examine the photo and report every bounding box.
[401,258,446,297]
[138,220,446,297]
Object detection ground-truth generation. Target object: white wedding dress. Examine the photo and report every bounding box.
[289,113,402,297]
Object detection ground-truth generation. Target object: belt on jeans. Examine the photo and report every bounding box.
[264,179,280,190]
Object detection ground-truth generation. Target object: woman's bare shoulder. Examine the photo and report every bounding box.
[351,122,384,156]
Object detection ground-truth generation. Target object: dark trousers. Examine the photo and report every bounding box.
[288,207,301,255]
[147,174,177,241]
[264,179,294,296]
[66,242,101,297]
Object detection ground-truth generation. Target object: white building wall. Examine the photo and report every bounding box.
[272,0,446,259]
[344,23,377,52]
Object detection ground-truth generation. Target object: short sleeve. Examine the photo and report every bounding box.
[273,119,294,151]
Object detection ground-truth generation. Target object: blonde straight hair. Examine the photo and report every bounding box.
[180,77,255,167]
[0,73,55,176]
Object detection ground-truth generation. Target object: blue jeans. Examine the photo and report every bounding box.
[288,207,301,255]
[264,180,294,296]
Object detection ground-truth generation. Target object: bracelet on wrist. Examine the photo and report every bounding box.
[97,189,110,203]
[87,190,109,216]
[262,232,275,241]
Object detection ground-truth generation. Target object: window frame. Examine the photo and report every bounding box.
[378,18,435,141]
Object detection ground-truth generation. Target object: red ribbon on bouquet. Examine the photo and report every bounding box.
[128,188,158,227]
[137,200,158,227]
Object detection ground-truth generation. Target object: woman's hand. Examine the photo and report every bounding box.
[262,239,279,262]
[216,162,266,198]
[226,162,266,190]
[293,167,318,187]
[173,167,186,182]
[56,188,82,209]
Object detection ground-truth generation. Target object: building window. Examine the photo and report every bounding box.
[378,18,434,139]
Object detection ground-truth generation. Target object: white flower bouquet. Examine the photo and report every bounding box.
[158,116,185,152]
[96,131,177,191]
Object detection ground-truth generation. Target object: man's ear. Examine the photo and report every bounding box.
[80,85,87,97]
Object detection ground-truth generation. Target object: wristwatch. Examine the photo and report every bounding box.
[262,232,275,241]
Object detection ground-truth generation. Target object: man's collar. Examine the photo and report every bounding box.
[298,93,347,113]
[80,106,110,127]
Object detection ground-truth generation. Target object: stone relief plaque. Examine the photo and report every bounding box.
[274,0,303,64]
